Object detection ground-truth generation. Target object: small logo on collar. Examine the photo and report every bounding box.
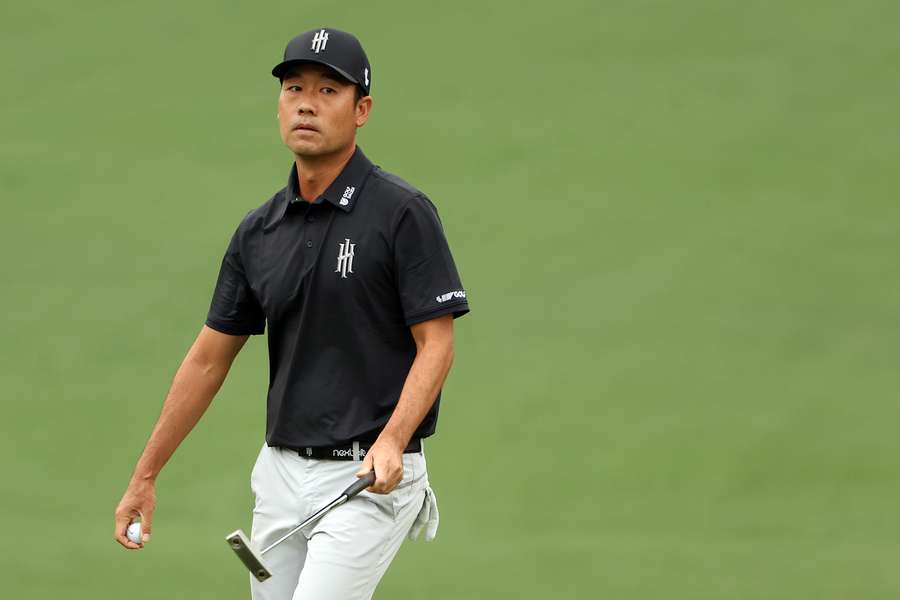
[340,186,355,206]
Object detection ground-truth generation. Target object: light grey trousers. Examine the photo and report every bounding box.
[248,442,431,599]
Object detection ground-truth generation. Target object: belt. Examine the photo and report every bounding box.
[286,438,422,461]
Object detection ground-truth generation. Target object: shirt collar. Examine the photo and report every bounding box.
[264,145,374,231]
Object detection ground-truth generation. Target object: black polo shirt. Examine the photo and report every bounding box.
[205,145,469,447]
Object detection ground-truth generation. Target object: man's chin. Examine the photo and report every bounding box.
[288,141,331,157]
[290,144,335,158]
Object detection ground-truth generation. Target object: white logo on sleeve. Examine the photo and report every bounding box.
[436,290,466,303]
[311,29,329,53]
[340,186,355,206]
[335,238,355,278]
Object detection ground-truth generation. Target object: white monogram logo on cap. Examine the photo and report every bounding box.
[311,29,329,54]
[364,68,369,87]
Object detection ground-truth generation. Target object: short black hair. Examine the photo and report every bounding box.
[279,63,365,103]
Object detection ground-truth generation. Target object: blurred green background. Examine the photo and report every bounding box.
[2,0,898,598]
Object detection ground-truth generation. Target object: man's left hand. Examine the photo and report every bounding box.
[355,437,404,494]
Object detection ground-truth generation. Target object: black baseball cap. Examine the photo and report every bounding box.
[272,28,372,96]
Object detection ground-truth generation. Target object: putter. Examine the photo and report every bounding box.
[225,471,376,582]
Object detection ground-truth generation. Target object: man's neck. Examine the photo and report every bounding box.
[294,143,357,202]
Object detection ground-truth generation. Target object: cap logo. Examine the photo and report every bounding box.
[364,68,369,87]
[311,29,329,54]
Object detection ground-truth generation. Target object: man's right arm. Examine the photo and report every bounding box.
[113,325,249,550]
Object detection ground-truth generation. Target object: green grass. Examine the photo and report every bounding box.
[1,1,898,598]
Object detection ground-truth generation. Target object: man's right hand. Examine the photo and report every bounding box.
[114,478,156,550]
[111,327,248,551]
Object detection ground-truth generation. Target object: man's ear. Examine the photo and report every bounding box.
[355,96,373,128]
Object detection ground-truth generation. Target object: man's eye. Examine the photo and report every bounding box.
[322,87,335,94]
[287,85,301,92]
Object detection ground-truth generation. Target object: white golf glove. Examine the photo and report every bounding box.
[407,484,439,542]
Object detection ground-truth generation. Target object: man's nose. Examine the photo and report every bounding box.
[297,99,316,115]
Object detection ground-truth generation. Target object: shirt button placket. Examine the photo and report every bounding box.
[304,204,315,249]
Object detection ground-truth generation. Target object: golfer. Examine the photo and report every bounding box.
[113,27,470,599]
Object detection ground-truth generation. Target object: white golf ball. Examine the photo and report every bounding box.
[127,521,143,544]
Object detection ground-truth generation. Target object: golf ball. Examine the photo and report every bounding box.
[127,522,143,544]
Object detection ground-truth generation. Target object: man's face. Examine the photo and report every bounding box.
[277,63,372,157]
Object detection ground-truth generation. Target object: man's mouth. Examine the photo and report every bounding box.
[294,124,318,132]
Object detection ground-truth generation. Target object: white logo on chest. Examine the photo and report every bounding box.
[335,238,356,278]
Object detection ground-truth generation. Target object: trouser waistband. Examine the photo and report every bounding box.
[285,438,422,461]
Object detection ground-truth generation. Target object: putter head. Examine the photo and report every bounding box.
[225,530,272,582]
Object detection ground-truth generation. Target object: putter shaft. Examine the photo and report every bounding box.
[261,495,347,554]
[226,471,376,582]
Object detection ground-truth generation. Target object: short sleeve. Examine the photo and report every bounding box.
[205,225,266,335]
[393,194,470,326]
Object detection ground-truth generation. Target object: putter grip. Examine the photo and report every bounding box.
[342,471,376,498]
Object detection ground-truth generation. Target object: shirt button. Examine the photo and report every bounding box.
[306,240,313,248]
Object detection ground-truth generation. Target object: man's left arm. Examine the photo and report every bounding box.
[356,314,454,493]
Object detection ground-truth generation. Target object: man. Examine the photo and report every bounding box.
[113,27,470,600]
